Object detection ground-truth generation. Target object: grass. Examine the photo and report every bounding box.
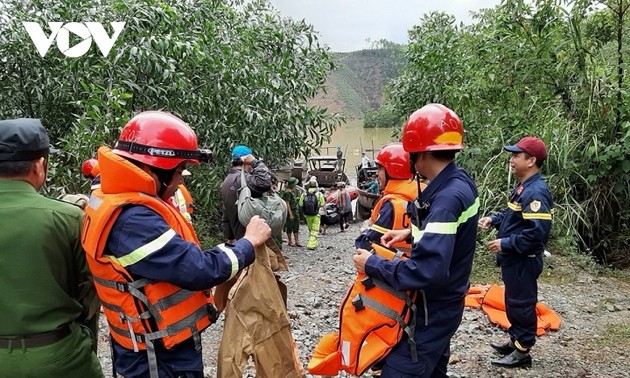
[470,245,502,285]
[597,323,630,348]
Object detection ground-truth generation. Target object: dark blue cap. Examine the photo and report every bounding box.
[0,118,51,161]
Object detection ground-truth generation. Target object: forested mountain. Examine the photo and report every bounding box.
[311,44,404,119]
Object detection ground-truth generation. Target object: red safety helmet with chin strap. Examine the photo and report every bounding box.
[81,158,98,178]
[112,111,203,170]
[375,143,413,180]
[401,104,464,153]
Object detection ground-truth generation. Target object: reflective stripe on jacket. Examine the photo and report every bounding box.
[82,147,215,355]
[366,162,479,303]
[490,172,553,263]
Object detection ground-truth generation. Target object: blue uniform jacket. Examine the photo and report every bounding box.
[490,172,553,265]
[355,201,395,250]
[106,205,254,377]
[365,162,479,303]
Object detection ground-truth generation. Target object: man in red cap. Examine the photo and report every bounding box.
[478,136,553,368]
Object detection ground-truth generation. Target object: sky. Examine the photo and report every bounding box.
[268,0,502,52]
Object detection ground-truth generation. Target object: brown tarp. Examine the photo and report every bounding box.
[216,240,304,378]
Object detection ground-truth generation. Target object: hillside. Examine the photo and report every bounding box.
[310,48,405,119]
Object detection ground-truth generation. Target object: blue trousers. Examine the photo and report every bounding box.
[380,300,464,378]
[501,254,543,349]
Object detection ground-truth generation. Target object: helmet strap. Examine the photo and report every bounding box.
[149,166,177,199]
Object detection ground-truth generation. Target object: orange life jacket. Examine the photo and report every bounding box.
[308,243,418,376]
[179,184,194,215]
[368,179,420,252]
[170,184,193,223]
[82,147,216,357]
[478,284,561,336]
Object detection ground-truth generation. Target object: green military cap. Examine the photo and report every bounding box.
[0,119,52,161]
[287,177,299,186]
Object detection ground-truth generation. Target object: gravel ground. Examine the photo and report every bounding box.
[97,221,630,378]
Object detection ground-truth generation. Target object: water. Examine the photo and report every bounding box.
[327,119,396,177]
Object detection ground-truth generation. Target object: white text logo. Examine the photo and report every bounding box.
[23,22,125,58]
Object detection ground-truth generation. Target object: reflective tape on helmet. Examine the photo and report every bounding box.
[217,243,239,279]
[109,229,176,267]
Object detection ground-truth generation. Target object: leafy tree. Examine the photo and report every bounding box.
[376,1,630,266]
[0,0,342,241]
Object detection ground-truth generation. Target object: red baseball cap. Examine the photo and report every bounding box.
[504,136,547,162]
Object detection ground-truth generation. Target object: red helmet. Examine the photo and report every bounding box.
[113,111,201,170]
[81,158,98,178]
[401,104,464,153]
[375,143,413,180]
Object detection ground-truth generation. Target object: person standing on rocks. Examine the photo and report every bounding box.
[336,182,353,232]
[478,136,553,369]
[82,111,271,378]
[281,177,302,247]
[299,176,325,250]
[353,104,479,377]
[0,119,103,377]
[220,144,272,243]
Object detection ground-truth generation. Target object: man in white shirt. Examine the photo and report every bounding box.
[361,152,371,168]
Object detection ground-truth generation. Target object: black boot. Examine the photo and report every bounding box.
[491,350,532,368]
[490,340,516,355]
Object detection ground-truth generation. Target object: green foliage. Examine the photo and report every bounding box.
[363,104,404,128]
[375,0,630,267]
[0,0,342,229]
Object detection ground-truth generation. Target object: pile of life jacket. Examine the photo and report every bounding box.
[308,243,417,376]
[465,284,562,336]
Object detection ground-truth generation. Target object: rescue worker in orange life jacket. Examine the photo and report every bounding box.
[169,169,194,223]
[353,142,419,377]
[353,104,479,377]
[81,111,271,378]
[81,157,101,191]
[355,142,420,252]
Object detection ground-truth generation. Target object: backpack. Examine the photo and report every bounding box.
[302,191,319,216]
[237,169,287,236]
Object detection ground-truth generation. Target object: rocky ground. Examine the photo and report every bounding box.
[97,222,630,378]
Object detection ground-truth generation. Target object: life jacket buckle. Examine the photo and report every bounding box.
[352,294,365,311]
[207,304,219,323]
[361,277,375,290]
[115,282,128,292]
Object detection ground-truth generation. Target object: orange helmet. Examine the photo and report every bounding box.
[81,158,98,178]
[113,111,205,170]
[401,104,463,153]
[375,143,413,180]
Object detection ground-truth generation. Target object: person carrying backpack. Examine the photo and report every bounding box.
[299,176,325,250]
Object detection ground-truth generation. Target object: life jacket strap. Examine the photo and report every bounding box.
[146,338,159,378]
[355,293,419,363]
[93,276,163,323]
[101,301,152,322]
[153,289,197,311]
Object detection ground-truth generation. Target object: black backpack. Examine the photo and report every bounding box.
[302,191,319,216]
